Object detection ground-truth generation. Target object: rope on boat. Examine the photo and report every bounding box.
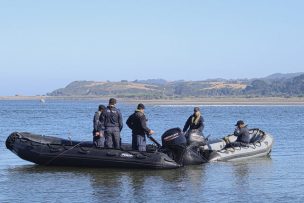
[219,128,266,153]
[34,132,88,166]
[44,141,85,165]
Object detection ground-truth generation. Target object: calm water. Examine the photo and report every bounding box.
[0,100,303,202]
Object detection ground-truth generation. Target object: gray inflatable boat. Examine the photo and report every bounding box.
[200,128,273,162]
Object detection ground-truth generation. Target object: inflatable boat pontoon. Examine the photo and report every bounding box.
[6,128,273,169]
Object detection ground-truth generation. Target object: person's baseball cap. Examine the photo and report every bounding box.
[137,103,145,109]
[235,120,245,126]
[109,98,117,105]
[98,105,106,110]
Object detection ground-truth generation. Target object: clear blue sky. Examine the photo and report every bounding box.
[0,0,303,96]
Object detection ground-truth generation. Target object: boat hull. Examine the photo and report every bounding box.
[6,132,180,169]
[201,129,273,162]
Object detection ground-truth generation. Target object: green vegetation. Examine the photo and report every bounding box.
[47,73,304,99]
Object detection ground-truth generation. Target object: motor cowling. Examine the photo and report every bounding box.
[160,128,187,165]
[161,128,187,148]
[186,130,206,146]
[161,128,207,165]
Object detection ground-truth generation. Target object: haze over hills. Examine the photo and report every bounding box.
[47,73,304,99]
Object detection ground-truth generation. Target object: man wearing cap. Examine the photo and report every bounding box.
[102,98,123,149]
[126,103,154,151]
[92,104,106,148]
[183,107,204,135]
[234,120,250,143]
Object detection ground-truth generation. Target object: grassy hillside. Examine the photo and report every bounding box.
[48,73,304,98]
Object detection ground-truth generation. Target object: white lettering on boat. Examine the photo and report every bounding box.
[120,153,134,158]
[164,133,179,141]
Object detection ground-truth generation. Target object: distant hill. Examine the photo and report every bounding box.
[49,81,164,99]
[47,73,304,98]
[133,79,168,85]
[245,73,304,96]
[262,72,304,81]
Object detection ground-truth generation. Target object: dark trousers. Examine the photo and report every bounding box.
[132,134,146,151]
[93,135,105,148]
[105,131,121,149]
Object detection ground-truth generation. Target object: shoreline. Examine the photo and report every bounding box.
[1,96,304,105]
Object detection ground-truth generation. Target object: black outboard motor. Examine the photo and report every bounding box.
[162,128,187,148]
[161,128,187,164]
[186,129,206,146]
[161,128,207,165]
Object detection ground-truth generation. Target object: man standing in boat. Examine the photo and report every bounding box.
[183,107,204,135]
[102,98,123,149]
[93,104,106,148]
[126,103,154,151]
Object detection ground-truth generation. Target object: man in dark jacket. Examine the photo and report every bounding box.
[101,98,123,149]
[126,103,154,151]
[234,120,250,143]
[92,104,106,148]
[183,107,204,135]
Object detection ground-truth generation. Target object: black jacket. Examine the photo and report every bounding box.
[183,115,204,133]
[234,126,250,143]
[101,106,123,132]
[126,111,150,136]
[93,111,102,133]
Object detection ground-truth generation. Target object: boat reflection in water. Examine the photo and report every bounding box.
[4,157,273,202]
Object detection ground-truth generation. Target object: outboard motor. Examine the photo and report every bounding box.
[186,129,206,146]
[162,128,187,147]
[161,128,207,165]
[161,128,187,164]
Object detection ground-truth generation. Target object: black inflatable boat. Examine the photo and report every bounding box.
[6,128,273,169]
[5,128,207,169]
